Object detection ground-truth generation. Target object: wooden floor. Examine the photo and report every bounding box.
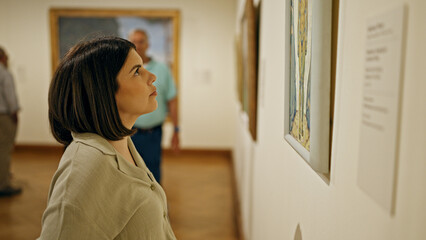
[0,149,239,240]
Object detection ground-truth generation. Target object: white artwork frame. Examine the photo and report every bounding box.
[284,0,333,173]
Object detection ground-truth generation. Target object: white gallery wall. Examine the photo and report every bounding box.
[0,0,237,149]
[234,0,426,239]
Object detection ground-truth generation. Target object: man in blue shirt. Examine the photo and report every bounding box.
[128,29,180,184]
[0,47,21,197]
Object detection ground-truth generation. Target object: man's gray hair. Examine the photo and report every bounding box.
[128,29,149,39]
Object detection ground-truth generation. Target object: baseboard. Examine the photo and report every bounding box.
[163,148,231,159]
[14,144,64,154]
[14,144,232,159]
[230,155,245,240]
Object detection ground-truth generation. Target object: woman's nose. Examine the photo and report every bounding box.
[149,72,157,85]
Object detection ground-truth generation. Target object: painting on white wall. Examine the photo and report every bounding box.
[238,0,259,141]
[49,8,180,85]
[284,0,337,174]
[289,0,311,151]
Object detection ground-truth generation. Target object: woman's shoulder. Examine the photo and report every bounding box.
[48,140,121,208]
[45,140,147,237]
[58,139,118,181]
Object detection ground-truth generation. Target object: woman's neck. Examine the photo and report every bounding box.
[108,136,136,166]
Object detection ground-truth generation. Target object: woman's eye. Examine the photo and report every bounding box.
[134,68,140,76]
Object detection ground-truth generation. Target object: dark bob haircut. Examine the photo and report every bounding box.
[49,36,136,146]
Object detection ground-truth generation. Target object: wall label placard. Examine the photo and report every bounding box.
[357,5,406,214]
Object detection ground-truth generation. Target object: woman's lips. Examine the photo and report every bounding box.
[150,90,157,96]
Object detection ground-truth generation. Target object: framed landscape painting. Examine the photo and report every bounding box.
[49,8,180,86]
[284,0,337,174]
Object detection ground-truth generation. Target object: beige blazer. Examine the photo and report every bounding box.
[38,132,176,240]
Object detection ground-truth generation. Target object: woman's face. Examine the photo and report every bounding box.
[115,49,157,127]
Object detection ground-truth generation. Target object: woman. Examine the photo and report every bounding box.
[38,37,176,239]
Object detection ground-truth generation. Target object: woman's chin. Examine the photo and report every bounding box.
[142,104,158,115]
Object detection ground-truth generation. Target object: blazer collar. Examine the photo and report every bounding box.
[71,132,116,155]
[115,138,153,180]
[71,132,154,182]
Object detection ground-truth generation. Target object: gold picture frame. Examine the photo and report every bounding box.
[240,0,259,141]
[49,8,180,88]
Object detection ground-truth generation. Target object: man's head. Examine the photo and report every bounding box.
[128,29,149,58]
[0,47,8,68]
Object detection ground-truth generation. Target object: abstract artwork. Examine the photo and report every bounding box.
[289,0,311,151]
[284,0,337,174]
